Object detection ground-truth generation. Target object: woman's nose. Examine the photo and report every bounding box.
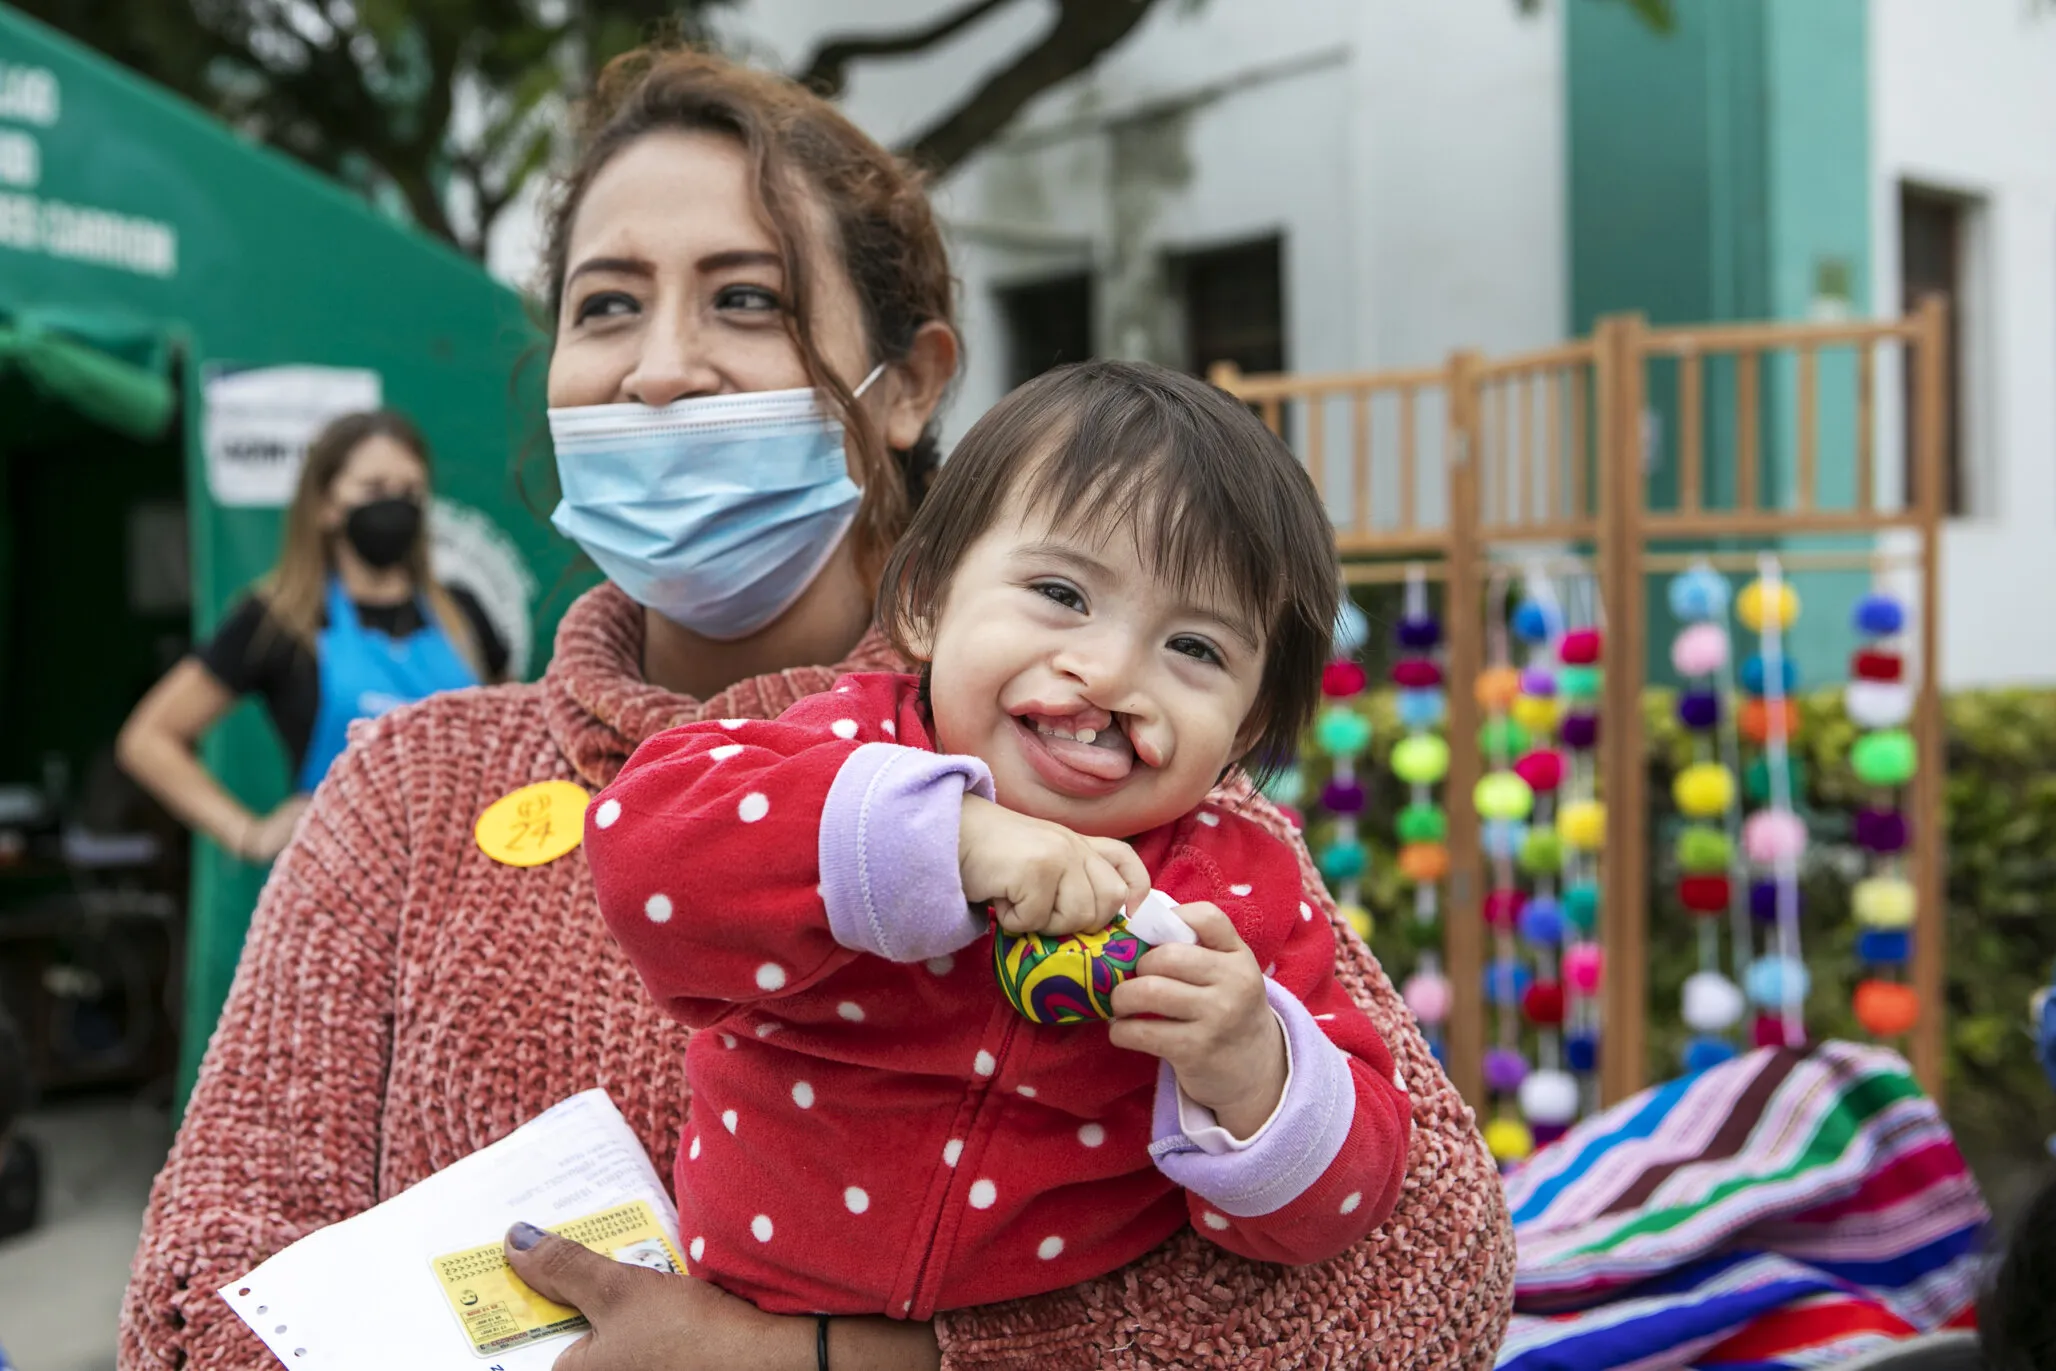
[621,318,722,407]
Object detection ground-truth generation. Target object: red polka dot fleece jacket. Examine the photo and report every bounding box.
[588,672,1412,1318]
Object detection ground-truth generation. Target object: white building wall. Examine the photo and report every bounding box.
[1872,0,2056,688]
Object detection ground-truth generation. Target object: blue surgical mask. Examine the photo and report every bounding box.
[548,367,883,641]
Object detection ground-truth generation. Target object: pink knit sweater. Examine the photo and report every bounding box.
[119,584,1513,1370]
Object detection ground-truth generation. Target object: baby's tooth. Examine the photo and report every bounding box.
[1077,728,1097,744]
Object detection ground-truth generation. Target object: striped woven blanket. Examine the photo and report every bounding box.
[1495,1042,1988,1370]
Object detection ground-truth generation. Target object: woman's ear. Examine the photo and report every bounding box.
[881,321,959,453]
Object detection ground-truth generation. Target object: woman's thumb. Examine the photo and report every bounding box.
[503,1222,620,1312]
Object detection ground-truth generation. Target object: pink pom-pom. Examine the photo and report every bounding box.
[1562,944,1604,995]
[1513,749,1566,793]
[1742,809,1808,865]
[1670,622,1730,678]
[1402,970,1452,1024]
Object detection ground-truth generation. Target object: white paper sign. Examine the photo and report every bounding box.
[202,365,382,507]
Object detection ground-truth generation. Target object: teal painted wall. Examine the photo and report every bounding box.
[1568,0,1871,688]
[0,7,584,1103]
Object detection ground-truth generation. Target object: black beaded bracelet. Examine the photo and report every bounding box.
[816,1314,831,1371]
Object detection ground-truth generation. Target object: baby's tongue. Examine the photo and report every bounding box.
[1032,718,1134,781]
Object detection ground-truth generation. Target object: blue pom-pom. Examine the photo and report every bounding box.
[1745,955,1811,1008]
[1740,654,1800,697]
[1518,897,1565,946]
[1668,569,1730,622]
[2036,978,2056,1089]
[1683,1036,1738,1073]
[1333,600,1371,655]
[1512,600,1556,644]
[1429,1035,1447,1068]
[1857,929,1912,966]
[1396,688,1447,730]
[1484,960,1533,1006]
[1482,819,1528,860]
[1397,614,1442,650]
[1565,1032,1599,1073]
[1318,839,1368,884]
[1853,594,1906,638]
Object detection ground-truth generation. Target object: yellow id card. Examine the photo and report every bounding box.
[430,1201,685,1357]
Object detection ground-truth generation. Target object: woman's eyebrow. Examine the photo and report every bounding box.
[566,254,654,284]
[698,249,783,274]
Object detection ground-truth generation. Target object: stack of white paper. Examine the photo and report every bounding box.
[220,1091,682,1369]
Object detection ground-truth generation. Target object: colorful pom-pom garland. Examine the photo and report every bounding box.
[1847,588,1918,1035]
[1390,567,1449,1064]
[1308,597,1375,947]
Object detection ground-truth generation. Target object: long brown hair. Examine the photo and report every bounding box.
[258,410,482,676]
[538,46,959,585]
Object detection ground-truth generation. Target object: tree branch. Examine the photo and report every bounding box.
[794,0,1019,98]
[898,0,1159,179]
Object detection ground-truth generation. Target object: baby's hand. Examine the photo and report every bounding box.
[958,795,1150,937]
[1109,902,1286,1139]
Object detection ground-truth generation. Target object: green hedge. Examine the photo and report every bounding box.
[1305,687,2056,1165]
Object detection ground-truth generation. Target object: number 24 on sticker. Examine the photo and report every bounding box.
[475,780,591,867]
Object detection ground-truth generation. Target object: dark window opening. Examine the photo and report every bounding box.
[997,272,1094,390]
[1172,236,1285,379]
[1899,185,1967,515]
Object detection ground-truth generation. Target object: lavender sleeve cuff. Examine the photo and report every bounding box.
[820,742,994,963]
[1147,978,1357,1217]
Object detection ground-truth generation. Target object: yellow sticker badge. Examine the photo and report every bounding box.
[475,780,591,868]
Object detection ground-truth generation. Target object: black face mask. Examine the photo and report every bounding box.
[342,496,423,569]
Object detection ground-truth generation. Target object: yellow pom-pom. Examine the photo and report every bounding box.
[1558,800,1606,851]
[1340,903,1374,942]
[1511,694,1561,735]
[1853,876,1916,929]
[1485,1116,1534,1164]
[1737,579,1801,632]
[1673,762,1736,819]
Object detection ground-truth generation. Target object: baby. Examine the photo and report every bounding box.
[585,360,1410,1318]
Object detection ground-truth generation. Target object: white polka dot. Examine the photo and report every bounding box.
[720,719,747,730]
[1300,902,1313,922]
[831,718,859,740]
[1037,1235,1065,1260]
[836,686,851,693]
[925,955,955,976]
[968,1179,997,1209]
[751,1214,773,1242]
[710,744,744,762]
[755,1020,782,1039]
[1314,1013,1337,1022]
[755,962,787,991]
[721,1109,738,1134]
[1198,811,1220,827]
[844,1186,870,1214]
[973,1050,996,1076]
[943,1138,963,1167]
[719,1032,736,1049]
[645,893,673,923]
[1201,1211,1230,1231]
[1394,1068,1406,1091]
[882,721,896,737]
[837,1001,865,1022]
[593,798,621,829]
[738,792,770,823]
[1077,1123,1106,1148]
[1262,962,1277,977]
[1016,1085,1037,1098]
[902,1300,911,1313]
[791,1081,815,1109]
[1339,1191,1362,1215]
[688,1135,701,1160]
[689,1236,705,1262]
[1229,883,1253,897]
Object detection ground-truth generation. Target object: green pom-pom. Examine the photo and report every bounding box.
[1479,717,1531,758]
[1676,825,1732,873]
[1391,734,1451,785]
[1396,802,1448,844]
[1563,882,1600,933]
[1851,729,1917,788]
[1518,827,1565,876]
[1744,755,1806,805]
[1314,707,1372,758]
[1559,665,1603,702]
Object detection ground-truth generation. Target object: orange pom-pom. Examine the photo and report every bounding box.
[1740,698,1800,745]
[1476,666,1522,711]
[1853,980,1920,1037]
[1398,841,1450,883]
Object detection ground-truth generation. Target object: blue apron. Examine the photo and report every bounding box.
[297,578,479,792]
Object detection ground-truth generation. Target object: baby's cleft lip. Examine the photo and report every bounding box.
[1016,703,1116,738]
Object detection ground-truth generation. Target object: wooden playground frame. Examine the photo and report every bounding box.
[1211,298,1949,1112]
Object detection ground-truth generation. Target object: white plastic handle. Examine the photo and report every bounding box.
[1121,889,1197,947]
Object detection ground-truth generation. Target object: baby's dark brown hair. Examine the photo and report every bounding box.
[880,360,1339,778]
